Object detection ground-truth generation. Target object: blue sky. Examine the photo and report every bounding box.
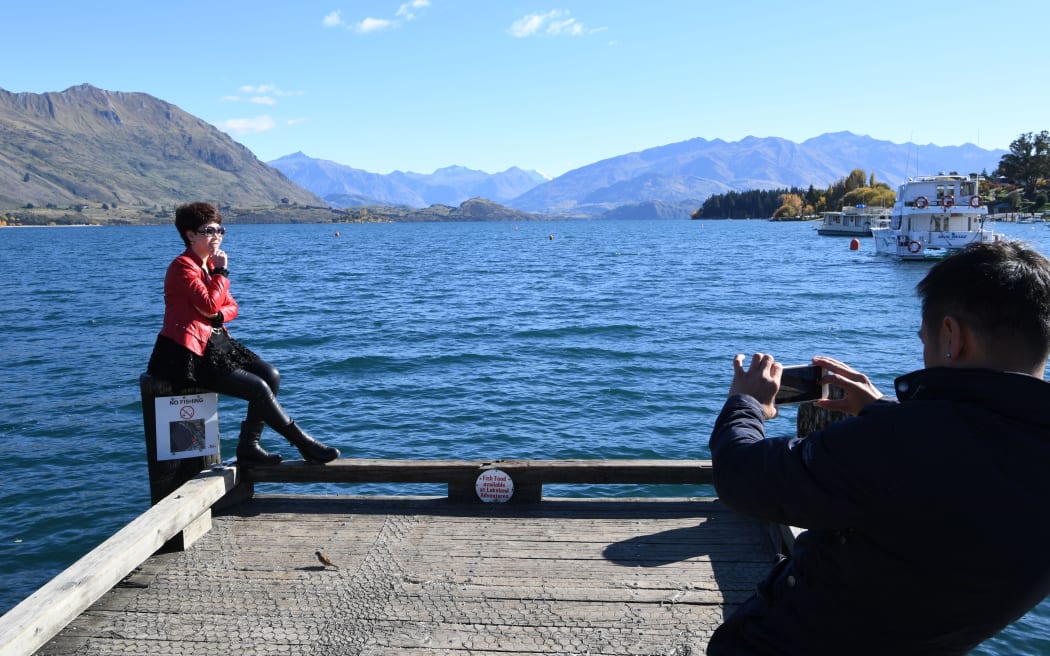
[5,1,1047,177]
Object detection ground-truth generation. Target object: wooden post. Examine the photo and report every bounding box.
[139,373,222,506]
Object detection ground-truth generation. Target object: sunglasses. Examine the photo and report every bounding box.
[196,226,226,236]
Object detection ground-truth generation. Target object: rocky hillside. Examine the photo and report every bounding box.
[342,197,544,223]
[599,200,700,220]
[0,84,322,208]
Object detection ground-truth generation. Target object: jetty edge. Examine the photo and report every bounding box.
[0,466,237,656]
[0,387,836,655]
[1,459,742,656]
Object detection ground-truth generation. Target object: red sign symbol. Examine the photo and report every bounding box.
[179,405,195,420]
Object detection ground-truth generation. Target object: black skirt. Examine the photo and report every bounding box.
[147,330,259,387]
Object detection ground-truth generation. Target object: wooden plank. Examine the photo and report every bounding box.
[0,467,239,656]
[37,494,775,656]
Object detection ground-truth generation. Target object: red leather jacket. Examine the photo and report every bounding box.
[158,249,239,356]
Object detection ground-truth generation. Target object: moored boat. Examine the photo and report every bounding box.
[817,205,892,236]
[872,174,1004,259]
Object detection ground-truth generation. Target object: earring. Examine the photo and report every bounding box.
[946,353,952,359]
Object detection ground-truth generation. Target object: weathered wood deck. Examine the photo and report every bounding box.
[33,492,775,655]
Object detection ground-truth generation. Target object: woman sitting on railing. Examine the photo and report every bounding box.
[146,202,339,466]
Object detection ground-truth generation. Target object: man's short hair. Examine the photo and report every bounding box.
[174,202,222,247]
[917,241,1050,362]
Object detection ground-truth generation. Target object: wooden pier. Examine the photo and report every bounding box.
[1,460,788,656]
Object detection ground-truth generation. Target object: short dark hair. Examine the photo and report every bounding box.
[917,241,1050,362]
[174,202,222,247]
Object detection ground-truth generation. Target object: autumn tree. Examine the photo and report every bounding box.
[995,131,1050,202]
[843,182,895,208]
[844,168,867,192]
[773,193,804,219]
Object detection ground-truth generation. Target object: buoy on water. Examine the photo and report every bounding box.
[335,231,341,237]
[849,237,860,251]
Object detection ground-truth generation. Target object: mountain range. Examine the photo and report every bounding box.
[508,133,1006,216]
[0,84,1009,221]
[269,152,548,209]
[273,134,1006,218]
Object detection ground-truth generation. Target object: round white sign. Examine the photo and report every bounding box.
[475,469,514,503]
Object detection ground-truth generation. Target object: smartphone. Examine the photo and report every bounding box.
[775,364,827,405]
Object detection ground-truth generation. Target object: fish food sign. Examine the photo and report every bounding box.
[475,469,514,503]
[154,393,220,460]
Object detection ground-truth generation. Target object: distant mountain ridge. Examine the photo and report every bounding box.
[275,133,1006,218]
[269,152,549,209]
[507,132,1007,216]
[0,84,322,208]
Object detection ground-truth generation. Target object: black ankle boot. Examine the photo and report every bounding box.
[235,421,283,466]
[278,421,340,463]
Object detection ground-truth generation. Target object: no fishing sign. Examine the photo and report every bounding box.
[154,393,220,460]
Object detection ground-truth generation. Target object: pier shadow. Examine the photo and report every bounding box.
[601,498,776,608]
[602,523,712,567]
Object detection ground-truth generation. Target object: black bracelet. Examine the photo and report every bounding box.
[211,267,229,277]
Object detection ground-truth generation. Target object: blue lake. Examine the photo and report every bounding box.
[1,217,1048,654]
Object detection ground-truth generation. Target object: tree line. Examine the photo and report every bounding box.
[692,169,894,220]
[693,131,1050,219]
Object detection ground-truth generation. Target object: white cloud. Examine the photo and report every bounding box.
[216,116,277,136]
[286,118,309,126]
[509,10,599,38]
[226,84,303,107]
[324,2,429,35]
[322,10,343,28]
[397,0,429,20]
[356,17,395,33]
[509,13,547,38]
[240,84,303,97]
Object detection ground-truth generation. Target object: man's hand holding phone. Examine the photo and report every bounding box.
[811,355,884,416]
[729,353,783,419]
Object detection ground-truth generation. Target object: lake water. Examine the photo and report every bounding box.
[1,218,1048,653]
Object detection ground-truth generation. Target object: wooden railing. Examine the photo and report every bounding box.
[242,458,713,503]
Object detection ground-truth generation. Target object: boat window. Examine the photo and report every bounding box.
[961,181,975,196]
[936,185,945,199]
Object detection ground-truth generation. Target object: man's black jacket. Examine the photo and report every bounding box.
[709,367,1050,655]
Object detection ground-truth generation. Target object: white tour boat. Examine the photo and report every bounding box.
[871,174,1004,259]
[817,205,892,237]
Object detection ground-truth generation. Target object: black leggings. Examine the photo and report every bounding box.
[202,359,292,430]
